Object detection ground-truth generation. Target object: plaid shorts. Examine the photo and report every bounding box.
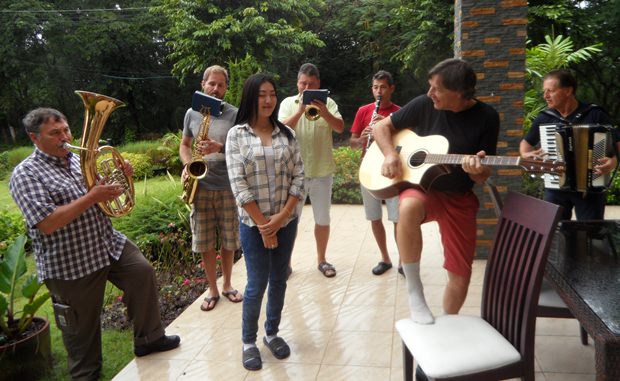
[190,188,240,253]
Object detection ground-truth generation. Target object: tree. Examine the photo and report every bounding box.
[527,0,620,123]
[154,0,325,82]
[0,0,192,145]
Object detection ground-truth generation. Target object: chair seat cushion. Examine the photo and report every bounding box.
[395,315,521,379]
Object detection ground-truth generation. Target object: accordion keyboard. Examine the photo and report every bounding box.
[539,124,562,189]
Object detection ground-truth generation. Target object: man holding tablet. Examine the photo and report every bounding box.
[279,63,345,278]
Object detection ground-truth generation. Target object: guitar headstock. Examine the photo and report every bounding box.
[519,158,565,175]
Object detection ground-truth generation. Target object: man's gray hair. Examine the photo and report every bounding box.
[22,108,67,134]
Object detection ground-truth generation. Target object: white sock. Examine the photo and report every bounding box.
[264,335,277,343]
[243,343,257,351]
[403,262,434,324]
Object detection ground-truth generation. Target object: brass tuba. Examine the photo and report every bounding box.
[63,90,135,217]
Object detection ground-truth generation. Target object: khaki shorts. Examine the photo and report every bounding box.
[190,188,240,253]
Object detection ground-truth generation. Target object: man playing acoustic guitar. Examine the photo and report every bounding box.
[372,58,499,325]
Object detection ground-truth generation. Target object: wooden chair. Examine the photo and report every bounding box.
[395,191,562,380]
[485,181,588,346]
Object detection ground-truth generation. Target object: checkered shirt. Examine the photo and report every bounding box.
[226,123,305,227]
[9,148,126,281]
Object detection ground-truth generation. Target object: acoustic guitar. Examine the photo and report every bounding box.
[359,129,565,199]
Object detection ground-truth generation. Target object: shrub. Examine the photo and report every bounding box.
[0,151,8,180]
[113,177,189,243]
[606,171,620,205]
[97,152,153,180]
[0,210,26,255]
[6,147,33,169]
[332,146,362,204]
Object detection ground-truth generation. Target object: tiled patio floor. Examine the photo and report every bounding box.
[113,204,599,381]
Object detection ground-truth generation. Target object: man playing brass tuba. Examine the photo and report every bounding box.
[10,107,180,380]
[179,65,243,311]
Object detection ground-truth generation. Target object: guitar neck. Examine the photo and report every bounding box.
[425,154,520,167]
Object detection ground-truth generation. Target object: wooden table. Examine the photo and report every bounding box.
[545,220,620,381]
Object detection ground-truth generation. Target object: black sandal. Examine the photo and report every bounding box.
[242,346,262,370]
[317,261,336,278]
[263,336,291,359]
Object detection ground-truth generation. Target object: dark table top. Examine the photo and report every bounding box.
[548,220,620,335]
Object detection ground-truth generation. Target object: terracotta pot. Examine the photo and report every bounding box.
[0,316,52,381]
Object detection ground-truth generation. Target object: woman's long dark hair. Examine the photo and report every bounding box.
[235,73,293,139]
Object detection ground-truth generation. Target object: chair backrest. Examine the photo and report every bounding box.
[481,191,561,363]
[485,179,503,218]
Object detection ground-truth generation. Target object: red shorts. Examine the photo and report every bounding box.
[400,188,479,278]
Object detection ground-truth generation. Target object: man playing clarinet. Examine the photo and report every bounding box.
[350,70,402,276]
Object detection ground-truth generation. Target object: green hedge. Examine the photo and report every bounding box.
[0,210,26,255]
[333,146,362,204]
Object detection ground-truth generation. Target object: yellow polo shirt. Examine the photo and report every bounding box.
[278,95,342,178]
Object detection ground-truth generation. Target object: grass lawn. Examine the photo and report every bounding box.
[1,178,18,213]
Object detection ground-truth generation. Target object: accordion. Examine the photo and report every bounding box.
[539,123,614,192]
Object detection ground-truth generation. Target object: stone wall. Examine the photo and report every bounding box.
[454,0,527,257]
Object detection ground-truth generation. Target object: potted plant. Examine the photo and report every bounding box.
[0,234,52,380]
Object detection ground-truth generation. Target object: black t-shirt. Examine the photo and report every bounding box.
[390,95,500,192]
[524,101,617,146]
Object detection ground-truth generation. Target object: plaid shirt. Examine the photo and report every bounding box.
[226,123,305,227]
[9,148,126,281]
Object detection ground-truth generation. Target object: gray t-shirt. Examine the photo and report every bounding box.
[182,103,238,190]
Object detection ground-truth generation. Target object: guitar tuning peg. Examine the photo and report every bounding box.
[530,174,537,179]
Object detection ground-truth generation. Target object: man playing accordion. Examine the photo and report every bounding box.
[519,69,619,220]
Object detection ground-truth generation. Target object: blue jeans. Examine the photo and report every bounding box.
[240,218,298,344]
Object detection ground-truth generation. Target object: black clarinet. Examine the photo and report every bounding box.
[365,95,382,150]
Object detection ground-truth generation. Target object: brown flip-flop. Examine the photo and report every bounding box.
[222,289,243,303]
[200,295,220,311]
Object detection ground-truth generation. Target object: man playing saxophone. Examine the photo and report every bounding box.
[10,107,180,381]
[179,65,243,311]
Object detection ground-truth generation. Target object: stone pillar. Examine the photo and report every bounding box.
[454,0,527,257]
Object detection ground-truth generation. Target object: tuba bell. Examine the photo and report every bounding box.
[63,90,135,217]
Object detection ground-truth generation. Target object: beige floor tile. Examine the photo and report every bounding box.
[143,325,216,360]
[341,278,397,306]
[535,317,584,337]
[243,363,321,381]
[544,373,595,381]
[316,364,391,381]
[261,329,331,365]
[112,205,601,380]
[323,330,393,367]
[195,327,243,363]
[535,335,596,374]
[112,358,189,381]
[279,301,340,332]
[177,360,247,381]
[335,304,395,332]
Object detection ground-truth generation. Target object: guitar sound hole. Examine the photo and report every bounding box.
[409,151,427,167]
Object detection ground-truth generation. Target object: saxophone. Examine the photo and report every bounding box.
[181,107,211,204]
[63,90,135,217]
